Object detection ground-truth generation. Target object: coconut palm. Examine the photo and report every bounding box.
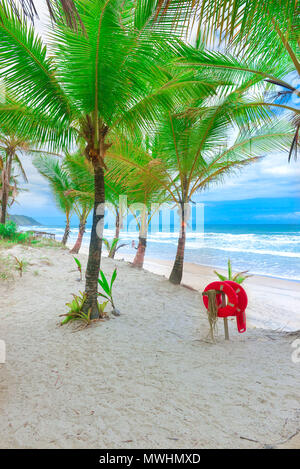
[111,95,294,283]
[106,138,168,268]
[0,157,25,218]
[0,132,29,224]
[63,152,94,253]
[33,155,74,245]
[0,0,214,317]
[63,150,130,259]
[160,0,300,160]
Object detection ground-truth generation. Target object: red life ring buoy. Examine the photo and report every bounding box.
[224,281,247,333]
[203,281,238,317]
[224,281,248,311]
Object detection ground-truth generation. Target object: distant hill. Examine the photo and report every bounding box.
[8,215,42,226]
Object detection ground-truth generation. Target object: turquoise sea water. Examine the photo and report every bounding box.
[22,222,300,281]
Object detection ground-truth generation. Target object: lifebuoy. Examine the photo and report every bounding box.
[224,281,247,333]
[203,280,248,334]
[203,281,237,317]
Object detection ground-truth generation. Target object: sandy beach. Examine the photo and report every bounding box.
[0,244,299,449]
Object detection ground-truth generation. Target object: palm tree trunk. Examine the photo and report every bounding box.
[70,219,86,254]
[132,234,147,268]
[169,203,186,284]
[61,215,70,245]
[0,154,13,225]
[132,219,148,268]
[83,157,105,319]
[108,208,120,259]
[0,185,8,224]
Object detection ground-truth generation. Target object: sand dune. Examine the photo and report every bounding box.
[0,245,299,448]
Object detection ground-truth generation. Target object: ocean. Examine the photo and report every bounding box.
[22,222,300,281]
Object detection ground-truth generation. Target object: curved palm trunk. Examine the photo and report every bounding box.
[108,208,120,259]
[83,157,105,319]
[61,214,70,246]
[70,219,86,254]
[0,154,13,225]
[169,203,187,285]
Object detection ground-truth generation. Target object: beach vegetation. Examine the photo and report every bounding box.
[102,238,127,259]
[98,268,118,315]
[13,256,28,277]
[73,256,82,281]
[0,221,33,244]
[60,291,108,327]
[0,221,18,239]
[60,291,91,326]
[214,259,252,285]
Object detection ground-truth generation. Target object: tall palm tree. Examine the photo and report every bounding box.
[159,0,300,160]
[0,156,25,218]
[33,155,74,245]
[107,138,168,268]
[111,100,293,284]
[63,152,94,253]
[0,132,29,224]
[0,0,212,317]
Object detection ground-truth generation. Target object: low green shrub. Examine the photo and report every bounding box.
[0,222,32,244]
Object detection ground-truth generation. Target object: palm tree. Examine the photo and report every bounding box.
[63,152,94,253]
[1,0,82,29]
[111,94,293,283]
[0,157,25,218]
[107,138,168,268]
[0,0,211,317]
[159,0,300,160]
[0,132,29,224]
[33,155,74,245]
[63,150,129,258]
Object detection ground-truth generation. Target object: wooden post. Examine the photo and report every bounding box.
[221,292,229,340]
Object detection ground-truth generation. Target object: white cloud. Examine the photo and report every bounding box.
[197,152,300,202]
[255,212,300,220]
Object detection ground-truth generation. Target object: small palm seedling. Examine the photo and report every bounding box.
[102,238,128,258]
[60,292,108,328]
[73,256,82,281]
[14,256,27,277]
[214,259,252,285]
[98,268,120,316]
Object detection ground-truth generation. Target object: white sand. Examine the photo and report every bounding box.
[0,244,299,449]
